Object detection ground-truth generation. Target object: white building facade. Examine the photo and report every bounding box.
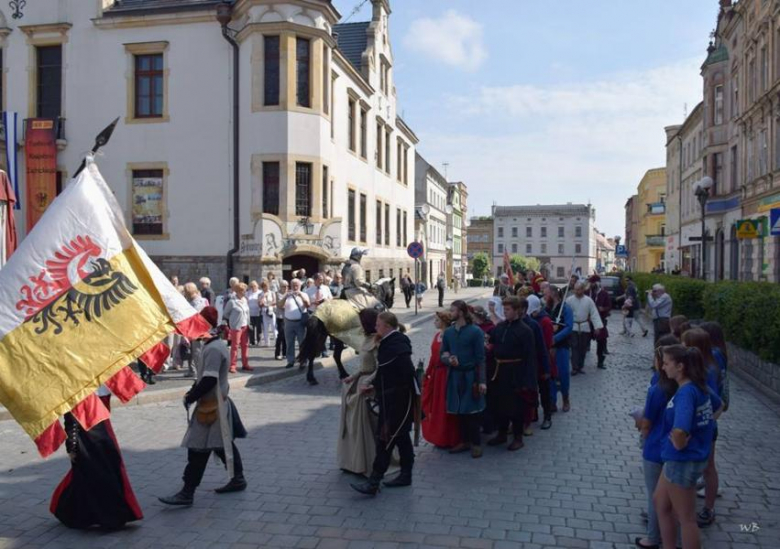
[0,0,417,286]
[492,204,597,283]
[414,153,448,288]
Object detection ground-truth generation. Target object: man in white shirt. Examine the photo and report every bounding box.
[306,273,333,358]
[565,282,603,376]
[279,278,310,370]
[647,284,673,343]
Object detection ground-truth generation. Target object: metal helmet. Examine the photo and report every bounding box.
[350,247,368,261]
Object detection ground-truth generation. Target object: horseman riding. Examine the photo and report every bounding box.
[299,248,395,385]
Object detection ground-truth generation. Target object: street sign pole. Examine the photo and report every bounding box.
[414,258,419,316]
[407,241,425,317]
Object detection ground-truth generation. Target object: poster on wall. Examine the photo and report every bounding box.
[24,119,57,230]
[132,175,163,234]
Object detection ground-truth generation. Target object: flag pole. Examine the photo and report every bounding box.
[73,117,120,177]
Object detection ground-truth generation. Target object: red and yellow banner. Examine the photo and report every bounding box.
[25,119,58,230]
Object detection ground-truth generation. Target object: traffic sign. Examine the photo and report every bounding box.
[736,219,760,239]
[771,208,780,236]
[407,241,424,259]
[615,245,628,258]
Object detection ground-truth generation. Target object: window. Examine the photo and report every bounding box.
[380,59,389,95]
[396,208,402,246]
[323,43,329,115]
[330,74,336,139]
[557,266,565,278]
[262,162,280,216]
[385,128,391,175]
[749,58,756,102]
[132,169,164,235]
[348,189,356,241]
[575,243,582,254]
[732,74,739,117]
[731,145,738,192]
[541,226,547,238]
[575,226,583,238]
[558,226,564,238]
[360,108,367,159]
[759,129,768,176]
[498,227,504,238]
[403,210,408,245]
[558,243,564,254]
[526,243,532,254]
[37,45,62,119]
[713,153,723,194]
[403,145,409,185]
[498,243,504,253]
[376,200,382,244]
[541,243,547,254]
[295,163,312,216]
[322,166,329,219]
[359,193,367,242]
[348,98,356,152]
[376,122,383,169]
[761,46,768,92]
[512,243,518,253]
[133,53,164,118]
[511,227,518,238]
[384,204,390,245]
[296,37,310,107]
[397,141,402,181]
[264,36,280,106]
[714,85,723,125]
[526,226,532,238]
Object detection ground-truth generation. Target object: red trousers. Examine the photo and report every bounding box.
[229,327,249,371]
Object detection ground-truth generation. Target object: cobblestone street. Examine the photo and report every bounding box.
[0,311,778,549]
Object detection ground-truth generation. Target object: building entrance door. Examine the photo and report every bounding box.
[282,254,320,281]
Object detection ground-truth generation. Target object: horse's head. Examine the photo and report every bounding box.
[373,277,396,309]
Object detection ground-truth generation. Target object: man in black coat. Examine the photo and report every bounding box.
[351,312,417,496]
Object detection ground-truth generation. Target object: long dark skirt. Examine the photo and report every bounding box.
[50,413,143,529]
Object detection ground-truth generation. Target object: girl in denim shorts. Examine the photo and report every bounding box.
[653,345,723,549]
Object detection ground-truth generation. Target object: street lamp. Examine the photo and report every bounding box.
[419,204,431,286]
[694,176,713,280]
[614,235,621,271]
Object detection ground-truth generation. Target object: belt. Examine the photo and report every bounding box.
[492,359,521,381]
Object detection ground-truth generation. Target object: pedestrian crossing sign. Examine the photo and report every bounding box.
[771,208,780,236]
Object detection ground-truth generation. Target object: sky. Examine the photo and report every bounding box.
[331,0,719,239]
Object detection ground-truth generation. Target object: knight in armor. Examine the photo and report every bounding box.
[341,248,382,310]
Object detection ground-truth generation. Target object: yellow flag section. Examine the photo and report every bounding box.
[0,246,173,440]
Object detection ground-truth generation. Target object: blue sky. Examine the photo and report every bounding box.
[332,0,719,238]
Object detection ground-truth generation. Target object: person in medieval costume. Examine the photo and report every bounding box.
[50,385,143,529]
[341,247,382,310]
[159,306,248,506]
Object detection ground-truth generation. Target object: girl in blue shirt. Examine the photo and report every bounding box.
[634,336,678,549]
[654,344,723,549]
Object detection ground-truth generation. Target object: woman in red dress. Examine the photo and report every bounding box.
[421,311,461,448]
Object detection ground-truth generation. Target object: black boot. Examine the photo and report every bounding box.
[158,485,195,506]
[597,358,606,370]
[215,475,247,494]
[382,471,412,488]
[350,473,381,496]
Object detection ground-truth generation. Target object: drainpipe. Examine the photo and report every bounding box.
[217,2,240,286]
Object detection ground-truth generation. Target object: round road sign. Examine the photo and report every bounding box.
[407,241,424,259]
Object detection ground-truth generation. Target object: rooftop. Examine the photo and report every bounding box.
[334,22,370,72]
[494,204,593,217]
[105,0,223,15]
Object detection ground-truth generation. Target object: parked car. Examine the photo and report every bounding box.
[599,276,622,309]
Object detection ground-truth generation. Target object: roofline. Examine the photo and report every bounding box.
[396,116,419,145]
[333,48,374,96]
[102,0,222,17]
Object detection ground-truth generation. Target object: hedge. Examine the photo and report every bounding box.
[621,272,780,363]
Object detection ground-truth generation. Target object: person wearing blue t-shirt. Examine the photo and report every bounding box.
[682,327,726,528]
[634,347,678,549]
[654,345,723,549]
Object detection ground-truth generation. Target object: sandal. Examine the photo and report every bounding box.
[634,538,659,549]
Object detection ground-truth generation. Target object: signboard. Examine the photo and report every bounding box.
[24,119,57,230]
[132,175,164,234]
[771,208,780,237]
[736,219,761,239]
[615,245,628,258]
[407,241,424,259]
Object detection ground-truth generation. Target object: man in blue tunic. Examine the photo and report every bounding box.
[441,300,487,458]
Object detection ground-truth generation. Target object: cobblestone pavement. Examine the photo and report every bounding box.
[0,311,778,549]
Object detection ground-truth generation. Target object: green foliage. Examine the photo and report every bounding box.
[509,254,541,275]
[471,252,491,280]
[623,273,780,362]
[468,279,491,287]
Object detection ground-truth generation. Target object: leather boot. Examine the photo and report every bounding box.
[563,397,571,412]
[508,437,525,451]
[350,472,381,496]
[487,433,508,446]
[382,471,412,488]
[215,475,247,494]
[597,357,606,369]
[158,485,195,506]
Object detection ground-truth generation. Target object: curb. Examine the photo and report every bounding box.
[0,291,490,420]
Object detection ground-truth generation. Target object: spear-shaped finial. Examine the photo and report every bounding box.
[73,117,120,178]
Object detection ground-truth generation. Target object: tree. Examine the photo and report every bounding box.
[509,254,540,276]
[471,252,490,279]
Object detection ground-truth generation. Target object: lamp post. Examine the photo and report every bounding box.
[613,235,621,271]
[694,176,713,280]
[445,204,454,287]
[420,204,431,286]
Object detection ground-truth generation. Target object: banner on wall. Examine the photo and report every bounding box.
[24,119,57,230]
[3,112,20,210]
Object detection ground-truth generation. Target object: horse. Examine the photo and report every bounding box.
[298,278,396,385]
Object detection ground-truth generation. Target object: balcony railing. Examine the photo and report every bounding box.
[646,235,665,247]
[647,202,666,215]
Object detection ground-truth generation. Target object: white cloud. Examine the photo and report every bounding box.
[419,58,702,238]
[403,10,487,72]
